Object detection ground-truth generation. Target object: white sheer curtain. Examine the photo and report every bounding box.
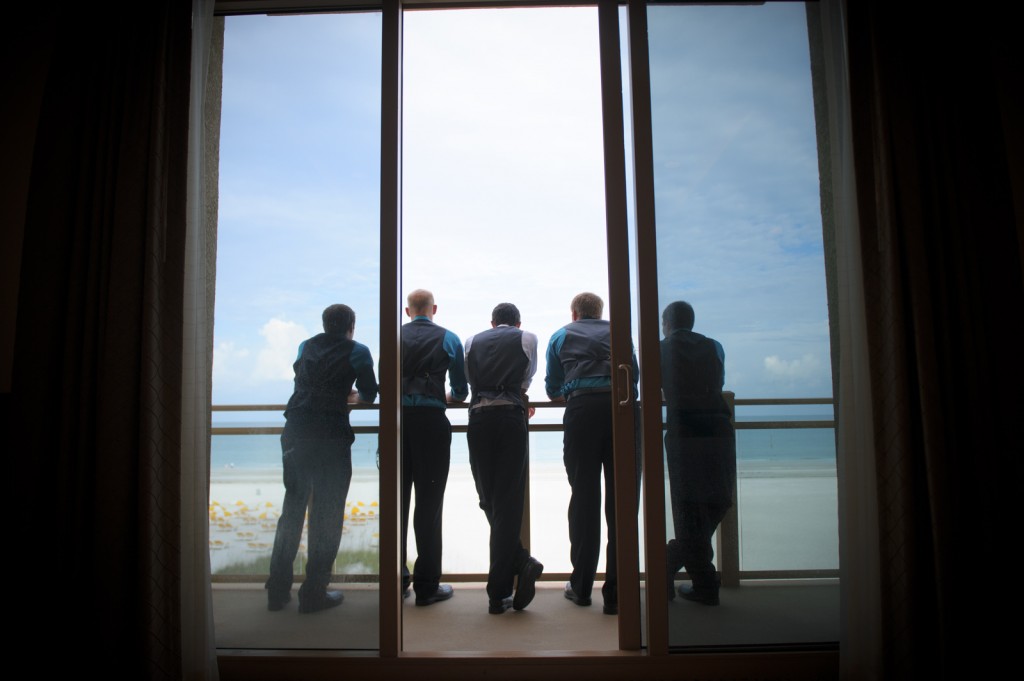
[817,1,882,678]
[181,0,220,677]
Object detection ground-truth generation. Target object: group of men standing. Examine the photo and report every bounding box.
[263,290,735,616]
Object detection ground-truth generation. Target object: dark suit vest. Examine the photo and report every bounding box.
[402,319,449,404]
[467,325,529,409]
[660,330,728,415]
[284,333,357,438]
[559,319,612,384]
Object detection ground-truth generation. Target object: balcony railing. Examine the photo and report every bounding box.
[209,395,838,584]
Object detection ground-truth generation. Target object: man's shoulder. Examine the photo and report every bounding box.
[547,326,568,345]
[567,318,610,339]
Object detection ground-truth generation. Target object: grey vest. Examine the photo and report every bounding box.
[401,319,449,404]
[467,325,529,409]
[559,319,611,384]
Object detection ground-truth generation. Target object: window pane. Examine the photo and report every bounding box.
[646,2,839,647]
[211,12,382,650]
[402,6,619,651]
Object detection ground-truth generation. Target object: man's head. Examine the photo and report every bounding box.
[490,302,521,328]
[323,304,356,338]
[662,300,695,334]
[570,292,604,321]
[406,289,437,320]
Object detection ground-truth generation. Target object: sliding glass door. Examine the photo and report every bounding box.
[211,0,839,658]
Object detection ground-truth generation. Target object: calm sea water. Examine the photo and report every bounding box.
[211,416,835,471]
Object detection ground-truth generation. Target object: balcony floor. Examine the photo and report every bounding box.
[214,580,839,651]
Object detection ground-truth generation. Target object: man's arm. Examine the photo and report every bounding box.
[522,331,539,417]
[350,343,379,404]
[713,339,726,388]
[463,333,475,387]
[544,329,566,402]
[444,330,469,403]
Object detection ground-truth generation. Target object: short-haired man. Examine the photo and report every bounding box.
[660,301,735,606]
[401,289,468,605]
[465,303,544,614]
[545,292,638,615]
[266,304,378,613]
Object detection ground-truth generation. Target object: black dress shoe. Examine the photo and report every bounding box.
[298,589,344,613]
[677,584,719,606]
[415,584,454,606]
[489,596,513,614]
[603,602,618,615]
[513,558,544,611]
[563,582,591,607]
[267,590,291,612]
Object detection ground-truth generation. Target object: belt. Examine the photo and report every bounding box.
[470,404,523,413]
[567,387,612,400]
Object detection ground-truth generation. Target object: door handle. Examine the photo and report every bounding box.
[618,363,633,406]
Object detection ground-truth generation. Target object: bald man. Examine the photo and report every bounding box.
[400,289,468,605]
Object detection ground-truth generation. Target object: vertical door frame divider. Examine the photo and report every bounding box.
[379,0,404,658]
[598,0,642,652]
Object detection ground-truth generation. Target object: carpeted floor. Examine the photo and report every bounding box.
[214,580,838,652]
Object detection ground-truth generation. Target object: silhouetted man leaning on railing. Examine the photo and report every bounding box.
[661,301,735,606]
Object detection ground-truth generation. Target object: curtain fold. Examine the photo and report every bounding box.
[844,1,1022,677]
[812,2,883,678]
[13,2,200,678]
[181,1,222,678]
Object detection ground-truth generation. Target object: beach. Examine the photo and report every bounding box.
[209,453,838,576]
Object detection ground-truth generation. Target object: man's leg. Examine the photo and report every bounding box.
[679,501,729,596]
[600,432,618,609]
[563,394,608,601]
[469,408,529,602]
[407,408,451,598]
[664,430,688,594]
[266,431,311,608]
[401,425,415,595]
[298,438,353,604]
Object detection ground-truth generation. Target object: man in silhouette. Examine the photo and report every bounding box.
[661,301,735,606]
[266,304,378,613]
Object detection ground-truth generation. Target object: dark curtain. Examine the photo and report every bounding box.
[12,2,193,677]
[846,2,1022,677]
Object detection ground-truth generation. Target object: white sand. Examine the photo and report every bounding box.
[209,459,838,576]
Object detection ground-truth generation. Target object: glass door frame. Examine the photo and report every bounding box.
[376,0,668,655]
[213,0,844,664]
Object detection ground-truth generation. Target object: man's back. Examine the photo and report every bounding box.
[661,329,727,415]
[466,324,532,410]
[402,318,451,405]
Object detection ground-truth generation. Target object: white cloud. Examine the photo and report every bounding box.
[254,318,309,382]
[212,340,250,382]
[763,354,821,380]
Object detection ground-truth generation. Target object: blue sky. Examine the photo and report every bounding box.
[213,4,832,411]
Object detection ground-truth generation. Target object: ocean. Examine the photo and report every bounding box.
[211,415,836,471]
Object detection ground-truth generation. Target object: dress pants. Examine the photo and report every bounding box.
[401,407,451,597]
[562,392,617,604]
[467,406,531,601]
[665,413,733,592]
[266,426,353,600]
[666,502,729,591]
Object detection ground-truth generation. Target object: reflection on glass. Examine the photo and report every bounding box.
[647,2,839,647]
[211,11,381,650]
